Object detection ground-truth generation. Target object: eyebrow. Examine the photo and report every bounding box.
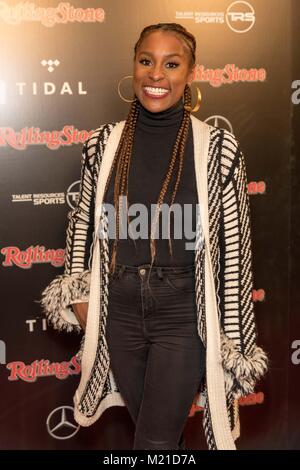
[138,51,183,59]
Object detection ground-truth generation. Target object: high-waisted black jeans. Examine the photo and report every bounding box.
[106,263,206,450]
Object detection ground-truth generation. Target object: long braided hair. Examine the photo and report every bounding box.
[103,23,196,275]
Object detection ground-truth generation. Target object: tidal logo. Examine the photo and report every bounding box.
[1,60,87,101]
[16,81,87,96]
[26,318,48,333]
[41,59,60,73]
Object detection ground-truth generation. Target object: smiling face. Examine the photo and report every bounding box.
[133,30,195,113]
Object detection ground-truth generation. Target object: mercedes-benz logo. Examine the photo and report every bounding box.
[46,406,80,440]
[204,115,233,133]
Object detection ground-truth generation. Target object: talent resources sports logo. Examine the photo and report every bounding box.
[12,193,65,205]
[0,2,105,27]
[176,1,255,34]
[9,179,81,210]
[10,180,81,209]
[6,356,81,381]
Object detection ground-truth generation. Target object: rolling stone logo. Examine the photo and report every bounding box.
[0,2,105,27]
[0,126,93,150]
[6,356,81,382]
[1,245,65,268]
[193,63,266,88]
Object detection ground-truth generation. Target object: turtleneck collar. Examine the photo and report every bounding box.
[136,97,184,132]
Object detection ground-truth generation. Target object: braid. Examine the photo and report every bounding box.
[167,84,192,258]
[149,84,192,276]
[103,98,140,275]
[134,23,196,68]
[103,23,196,276]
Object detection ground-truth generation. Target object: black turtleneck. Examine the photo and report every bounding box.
[103,97,198,267]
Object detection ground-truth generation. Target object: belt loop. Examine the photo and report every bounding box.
[118,265,125,279]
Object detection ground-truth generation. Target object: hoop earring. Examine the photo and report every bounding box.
[118,75,135,103]
[183,84,202,113]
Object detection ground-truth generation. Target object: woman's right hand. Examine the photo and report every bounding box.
[71,302,89,331]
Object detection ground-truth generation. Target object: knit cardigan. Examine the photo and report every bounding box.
[40,115,269,450]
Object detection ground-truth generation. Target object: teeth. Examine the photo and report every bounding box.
[144,86,169,94]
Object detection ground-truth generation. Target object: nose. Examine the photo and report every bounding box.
[148,64,165,82]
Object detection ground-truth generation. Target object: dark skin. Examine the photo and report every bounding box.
[72,302,88,331]
[72,31,195,331]
[133,30,195,113]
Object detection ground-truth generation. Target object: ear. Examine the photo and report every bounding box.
[187,65,196,87]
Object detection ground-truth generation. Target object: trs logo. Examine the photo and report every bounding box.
[226,1,255,33]
[0,340,6,364]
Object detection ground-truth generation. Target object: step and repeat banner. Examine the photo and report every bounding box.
[0,0,299,450]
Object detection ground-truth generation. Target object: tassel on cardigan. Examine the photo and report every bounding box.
[220,328,269,399]
[37,270,91,334]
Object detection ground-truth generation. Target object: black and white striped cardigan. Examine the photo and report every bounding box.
[40,115,269,450]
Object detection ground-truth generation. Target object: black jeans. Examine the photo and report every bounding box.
[106,263,206,450]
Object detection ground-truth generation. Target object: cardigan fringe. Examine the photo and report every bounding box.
[38,270,90,333]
